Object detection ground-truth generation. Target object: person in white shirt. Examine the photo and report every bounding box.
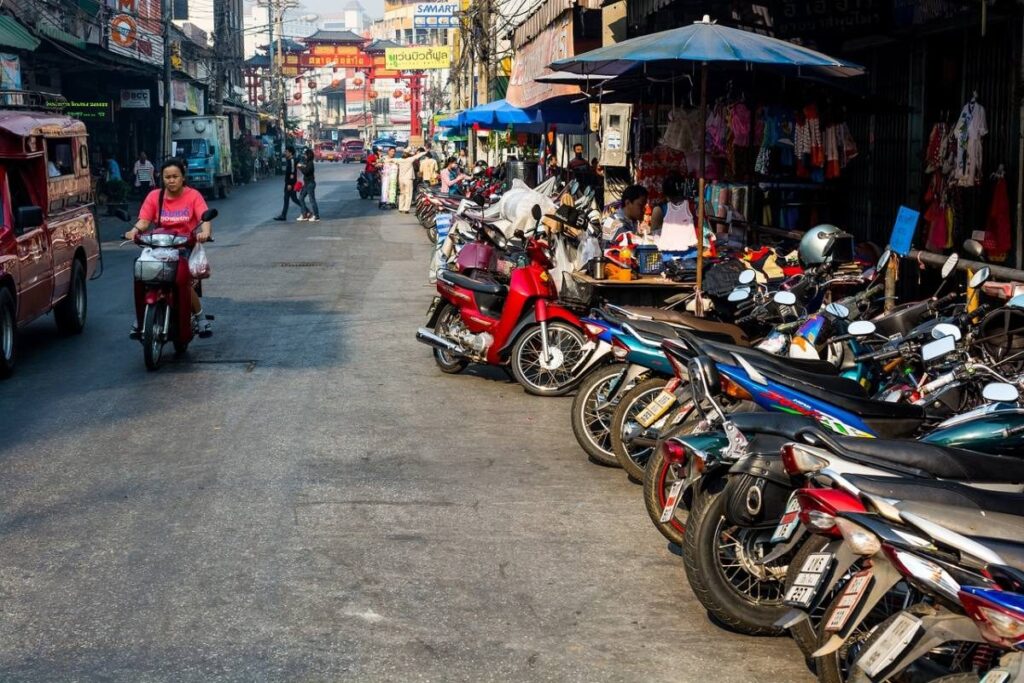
[133,151,156,196]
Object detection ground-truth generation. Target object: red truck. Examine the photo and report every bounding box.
[0,91,101,378]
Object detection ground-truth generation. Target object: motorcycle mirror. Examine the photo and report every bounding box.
[531,204,542,221]
[824,302,850,319]
[514,229,526,239]
[737,269,756,285]
[848,320,876,337]
[940,252,959,279]
[921,334,957,362]
[773,291,797,306]
[200,208,219,222]
[727,287,751,303]
[969,266,991,289]
[982,382,1020,403]
[931,323,962,341]
[963,239,985,259]
[876,248,892,272]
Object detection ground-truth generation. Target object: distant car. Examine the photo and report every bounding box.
[340,139,366,163]
[315,142,338,162]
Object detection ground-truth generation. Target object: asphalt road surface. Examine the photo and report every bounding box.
[0,164,813,682]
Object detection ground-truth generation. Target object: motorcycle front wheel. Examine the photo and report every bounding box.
[570,364,626,467]
[143,301,168,371]
[510,321,588,397]
[610,376,671,483]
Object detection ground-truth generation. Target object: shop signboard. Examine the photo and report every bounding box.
[106,0,164,67]
[171,79,204,114]
[0,53,20,89]
[384,46,452,71]
[413,2,459,28]
[506,11,573,108]
[296,45,372,70]
[120,88,150,108]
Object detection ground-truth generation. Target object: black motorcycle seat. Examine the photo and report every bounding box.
[728,412,827,441]
[845,475,1024,520]
[621,306,752,346]
[620,318,684,341]
[977,541,1024,574]
[839,439,1024,482]
[438,270,507,296]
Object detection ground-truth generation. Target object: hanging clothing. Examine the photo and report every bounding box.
[983,176,1011,262]
[952,100,987,187]
[655,200,697,251]
[924,171,952,251]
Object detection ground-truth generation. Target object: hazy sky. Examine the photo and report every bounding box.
[287,0,383,22]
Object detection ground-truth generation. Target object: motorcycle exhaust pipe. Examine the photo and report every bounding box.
[416,327,470,357]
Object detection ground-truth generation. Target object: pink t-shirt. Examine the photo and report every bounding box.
[139,187,208,236]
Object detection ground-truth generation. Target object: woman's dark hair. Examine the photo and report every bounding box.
[622,184,649,204]
[160,157,187,181]
[662,171,685,199]
[305,148,314,161]
[445,156,457,165]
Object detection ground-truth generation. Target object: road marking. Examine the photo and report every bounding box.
[345,608,384,623]
[307,236,345,241]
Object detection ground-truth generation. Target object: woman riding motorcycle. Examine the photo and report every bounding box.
[124,157,213,334]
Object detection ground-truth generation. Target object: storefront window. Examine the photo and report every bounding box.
[46,138,74,177]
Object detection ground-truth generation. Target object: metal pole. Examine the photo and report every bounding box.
[695,62,708,299]
[162,0,172,158]
[277,2,286,154]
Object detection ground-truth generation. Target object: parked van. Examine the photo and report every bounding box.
[0,90,101,378]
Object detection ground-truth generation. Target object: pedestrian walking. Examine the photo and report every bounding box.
[133,151,155,196]
[419,150,439,186]
[397,147,428,213]
[273,146,304,221]
[297,148,320,222]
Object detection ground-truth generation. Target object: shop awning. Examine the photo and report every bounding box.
[0,16,40,51]
[36,23,86,49]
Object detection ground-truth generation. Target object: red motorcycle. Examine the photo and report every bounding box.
[128,209,217,370]
[417,206,603,396]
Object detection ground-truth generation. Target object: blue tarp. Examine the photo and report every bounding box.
[551,16,864,78]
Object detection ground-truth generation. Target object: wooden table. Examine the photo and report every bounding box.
[568,271,695,308]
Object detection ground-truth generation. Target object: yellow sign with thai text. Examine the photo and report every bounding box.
[384,46,452,71]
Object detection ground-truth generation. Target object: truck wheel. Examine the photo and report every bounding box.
[0,288,15,379]
[54,259,87,335]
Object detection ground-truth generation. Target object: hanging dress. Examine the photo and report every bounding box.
[656,200,698,251]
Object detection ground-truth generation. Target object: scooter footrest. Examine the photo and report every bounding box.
[128,331,141,340]
[198,330,213,339]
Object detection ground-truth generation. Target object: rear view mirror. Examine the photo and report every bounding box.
[921,334,957,362]
[931,323,962,341]
[200,208,219,222]
[963,239,985,259]
[969,267,991,288]
[727,287,751,303]
[738,269,756,285]
[824,303,850,319]
[773,291,797,306]
[876,248,892,271]
[848,320,876,337]
[531,204,542,221]
[941,253,959,279]
[15,205,43,234]
[982,382,1020,403]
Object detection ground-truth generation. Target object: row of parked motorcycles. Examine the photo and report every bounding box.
[411,177,1024,682]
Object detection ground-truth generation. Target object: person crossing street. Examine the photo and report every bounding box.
[397,147,427,213]
[273,146,304,221]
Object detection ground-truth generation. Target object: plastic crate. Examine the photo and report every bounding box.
[635,245,662,275]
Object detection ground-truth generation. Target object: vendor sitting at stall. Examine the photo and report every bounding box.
[603,184,649,243]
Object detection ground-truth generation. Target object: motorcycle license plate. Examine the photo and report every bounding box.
[659,480,686,523]
[981,672,1012,683]
[770,492,802,543]
[784,552,833,608]
[636,386,679,428]
[854,611,922,679]
[824,569,873,632]
[426,296,441,319]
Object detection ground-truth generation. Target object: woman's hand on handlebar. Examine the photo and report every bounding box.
[123,227,140,241]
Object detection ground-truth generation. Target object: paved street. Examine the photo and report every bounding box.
[0,164,812,682]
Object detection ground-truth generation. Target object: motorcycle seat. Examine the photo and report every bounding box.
[438,270,507,296]
[841,435,1024,482]
[620,306,752,346]
[976,540,1024,574]
[845,475,1024,520]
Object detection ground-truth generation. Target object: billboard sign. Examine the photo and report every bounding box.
[384,46,451,71]
[414,2,458,28]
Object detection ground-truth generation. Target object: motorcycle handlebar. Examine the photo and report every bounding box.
[855,346,903,363]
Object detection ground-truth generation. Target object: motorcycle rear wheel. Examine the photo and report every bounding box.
[641,405,702,547]
[143,301,168,371]
[432,303,468,374]
[510,321,588,397]
[570,364,625,467]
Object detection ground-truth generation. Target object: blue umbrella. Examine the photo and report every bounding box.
[551,16,865,296]
[461,99,532,127]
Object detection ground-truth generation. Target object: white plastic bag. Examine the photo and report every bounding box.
[188,242,211,279]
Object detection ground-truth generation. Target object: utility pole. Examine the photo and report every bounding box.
[212,0,224,114]
[277,2,286,154]
[162,0,173,158]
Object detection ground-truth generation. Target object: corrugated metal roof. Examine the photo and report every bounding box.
[303,29,366,44]
[0,15,40,51]
[36,22,86,49]
[513,0,602,49]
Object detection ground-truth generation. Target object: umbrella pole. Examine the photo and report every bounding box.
[695,62,708,309]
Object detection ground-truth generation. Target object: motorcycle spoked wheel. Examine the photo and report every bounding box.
[813,584,919,683]
[640,403,703,547]
[431,302,469,374]
[510,321,588,397]
[143,301,169,371]
[570,364,628,467]
[681,478,791,636]
[609,376,672,483]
